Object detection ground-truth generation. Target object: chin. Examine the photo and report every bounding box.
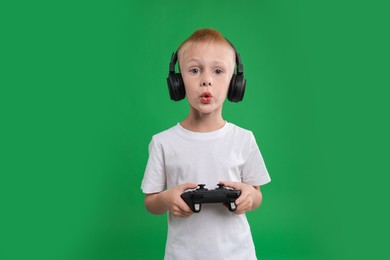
[192,104,222,115]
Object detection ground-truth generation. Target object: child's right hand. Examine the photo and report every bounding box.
[160,183,198,218]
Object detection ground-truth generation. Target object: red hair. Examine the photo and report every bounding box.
[177,28,234,60]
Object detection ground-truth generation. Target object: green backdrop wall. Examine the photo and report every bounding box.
[1,0,389,259]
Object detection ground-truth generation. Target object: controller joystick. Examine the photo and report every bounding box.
[181,184,241,213]
[198,184,207,190]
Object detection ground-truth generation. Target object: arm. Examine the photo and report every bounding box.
[144,183,198,217]
[219,181,263,215]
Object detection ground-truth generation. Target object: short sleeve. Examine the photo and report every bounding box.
[241,133,271,186]
[141,137,167,193]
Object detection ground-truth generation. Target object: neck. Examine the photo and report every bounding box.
[180,107,225,133]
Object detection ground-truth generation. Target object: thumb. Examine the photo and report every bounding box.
[179,183,198,192]
[219,181,240,189]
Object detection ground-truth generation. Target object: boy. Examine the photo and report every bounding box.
[141,28,271,259]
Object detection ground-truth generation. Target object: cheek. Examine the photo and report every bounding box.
[183,86,199,102]
[181,78,195,93]
[220,78,232,94]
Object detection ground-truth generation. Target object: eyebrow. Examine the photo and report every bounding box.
[185,58,228,67]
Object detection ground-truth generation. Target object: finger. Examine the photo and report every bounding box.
[182,211,193,218]
[177,198,194,214]
[234,203,248,215]
[232,203,243,215]
[177,207,193,218]
[180,204,193,214]
[234,209,245,215]
[235,197,242,205]
[172,204,192,217]
[173,210,191,218]
[235,193,247,205]
[219,181,240,189]
[173,209,190,217]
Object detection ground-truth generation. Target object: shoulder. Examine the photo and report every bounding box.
[150,124,181,145]
[226,122,254,139]
[225,123,260,151]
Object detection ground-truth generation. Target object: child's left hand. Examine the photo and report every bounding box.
[219,181,262,215]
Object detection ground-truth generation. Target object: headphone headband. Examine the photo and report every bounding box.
[236,53,244,74]
[169,52,177,74]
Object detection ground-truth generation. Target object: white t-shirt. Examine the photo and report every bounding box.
[141,122,271,260]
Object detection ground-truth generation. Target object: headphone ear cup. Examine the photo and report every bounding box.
[167,73,186,101]
[228,74,246,102]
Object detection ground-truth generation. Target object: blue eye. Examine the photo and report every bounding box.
[214,69,223,75]
[190,68,200,74]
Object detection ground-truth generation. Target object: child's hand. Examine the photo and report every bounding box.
[161,183,198,218]
[219,181,262,215]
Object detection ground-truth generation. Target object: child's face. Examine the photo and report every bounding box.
[179,41,235,115]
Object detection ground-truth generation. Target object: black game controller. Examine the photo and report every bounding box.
[181,184,241,213]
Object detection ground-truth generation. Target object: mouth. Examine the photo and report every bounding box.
[200,92,213,103]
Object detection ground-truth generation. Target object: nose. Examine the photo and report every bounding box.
[200,74,212,87]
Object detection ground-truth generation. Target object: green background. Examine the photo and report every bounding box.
[1,0,389,259]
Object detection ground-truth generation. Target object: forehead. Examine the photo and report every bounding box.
[178,41,236,65]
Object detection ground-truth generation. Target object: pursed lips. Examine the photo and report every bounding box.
[200,92,213,103]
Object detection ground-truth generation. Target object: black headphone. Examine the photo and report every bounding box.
[166,42,246,102]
